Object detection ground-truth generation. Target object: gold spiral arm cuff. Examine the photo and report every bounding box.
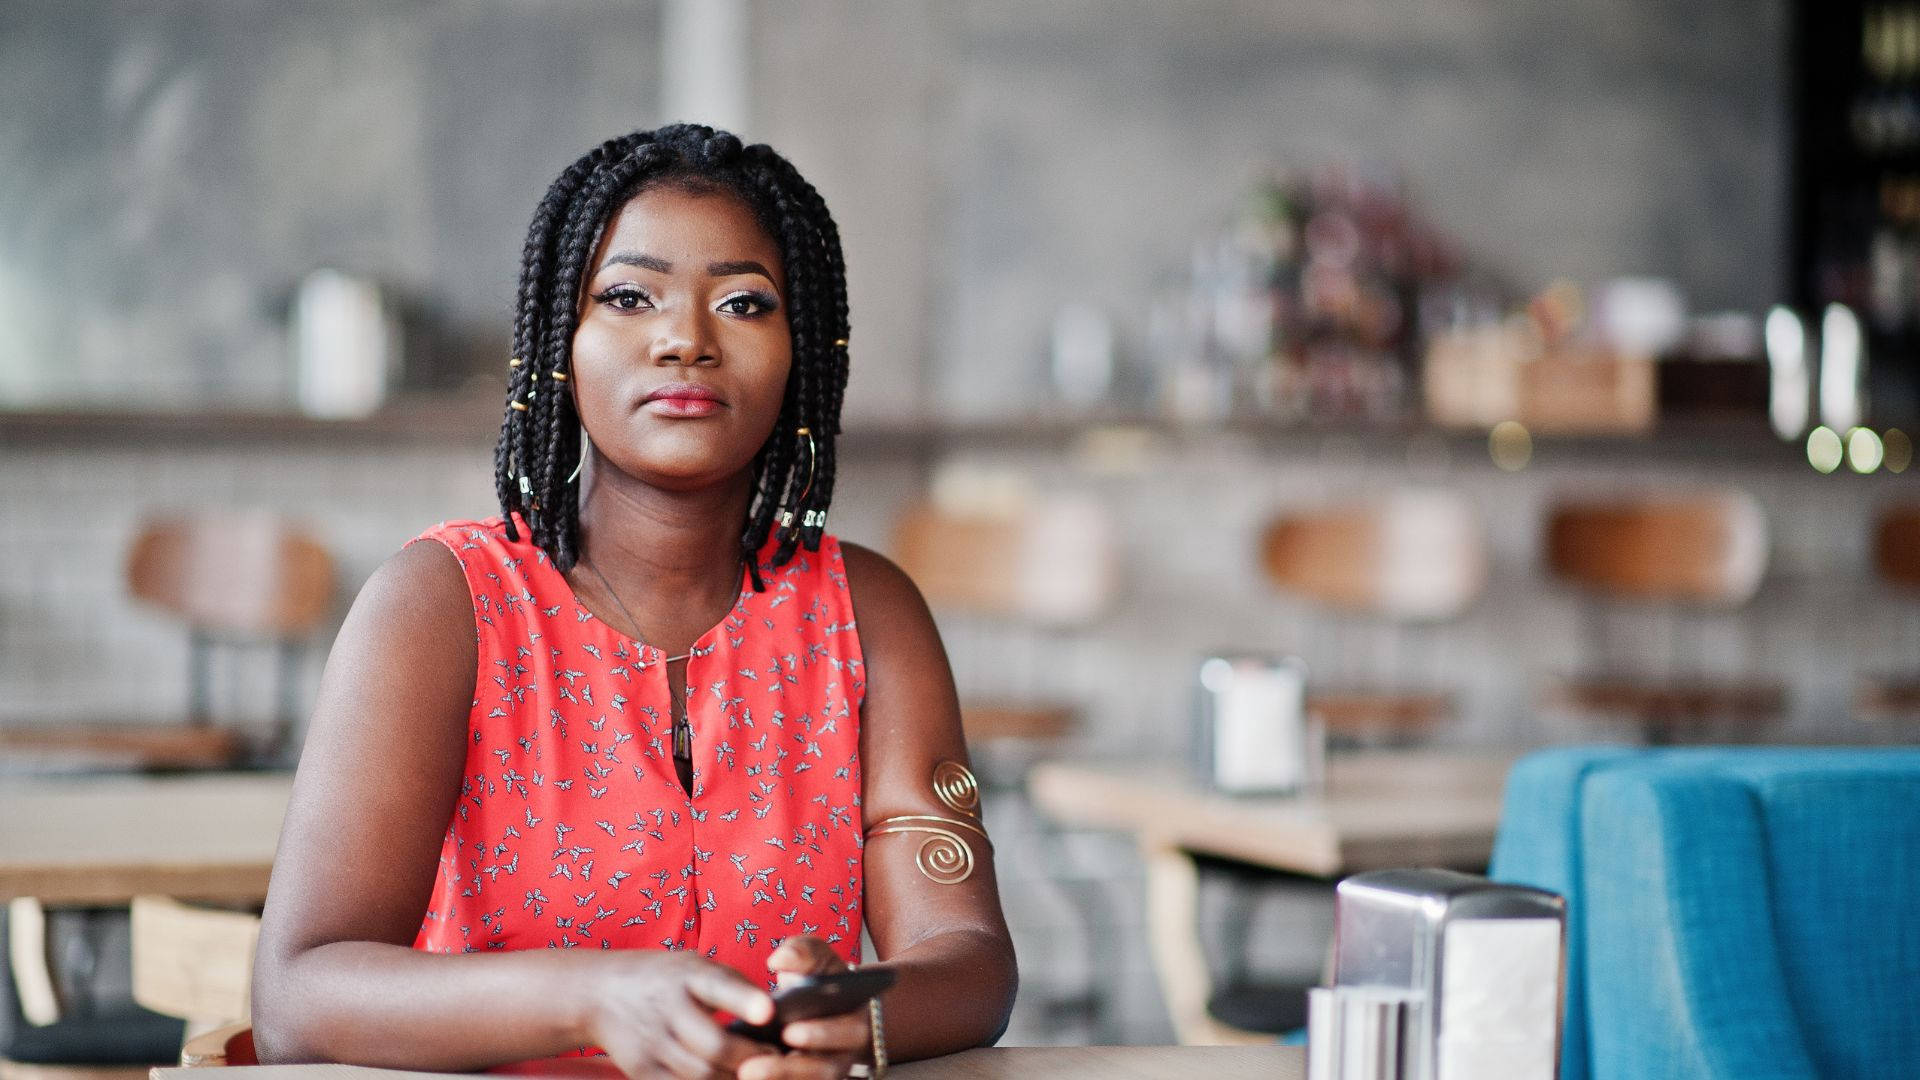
[867,814,990,885]
[933,761,981,817]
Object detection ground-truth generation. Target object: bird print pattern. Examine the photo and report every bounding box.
[407,514,866,983]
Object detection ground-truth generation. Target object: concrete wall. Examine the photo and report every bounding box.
[4,0,1790,419]
[754,0,1791,418]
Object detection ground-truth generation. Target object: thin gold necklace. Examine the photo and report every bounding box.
[579,555,696,773]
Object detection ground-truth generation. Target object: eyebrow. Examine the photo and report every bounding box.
[598,251,777,283]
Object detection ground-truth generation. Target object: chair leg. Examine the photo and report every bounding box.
[1138,840,1268,1046]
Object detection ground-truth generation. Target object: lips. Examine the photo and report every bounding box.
[642,382,726,418]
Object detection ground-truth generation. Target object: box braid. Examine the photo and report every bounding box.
[493,123,850,590]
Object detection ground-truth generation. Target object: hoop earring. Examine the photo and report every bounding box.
[779,426,824,531]
[567,426,589,485]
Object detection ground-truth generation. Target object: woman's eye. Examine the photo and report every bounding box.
[593,286,650,311]
[718,292,778,316]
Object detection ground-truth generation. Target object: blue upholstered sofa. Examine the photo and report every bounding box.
[1489,747,1920,1080]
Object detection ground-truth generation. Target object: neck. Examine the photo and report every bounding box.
[572,461,757,624]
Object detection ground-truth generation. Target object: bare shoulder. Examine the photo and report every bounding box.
[360,536,474,634]
[308,536,476,748]
[837,539,938,648]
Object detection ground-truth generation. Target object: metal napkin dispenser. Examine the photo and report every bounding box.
[1309,869,1566,1080]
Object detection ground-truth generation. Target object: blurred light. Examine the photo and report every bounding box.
[1886,429,1913,473]
[1765,306,1810,439]
[1489,420,1532,471]
[1199,657,1235,694]
[1848,427,1885,473]
[1807,425,1844,473]
[1820,303,1865,431]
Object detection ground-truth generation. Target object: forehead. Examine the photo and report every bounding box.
[594,184,785,287]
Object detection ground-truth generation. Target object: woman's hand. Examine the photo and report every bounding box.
[737,936,873,1080]
[583,951,776,1080]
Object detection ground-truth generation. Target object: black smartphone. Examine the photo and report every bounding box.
[725,968,897,1046]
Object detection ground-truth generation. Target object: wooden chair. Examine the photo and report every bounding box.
[1259,490,1488,746]
[1543,492,1781,743]
[0,513,335,773]
[891,497,1113,745]
[1855,506,1920,730]
[129,897,260,1068]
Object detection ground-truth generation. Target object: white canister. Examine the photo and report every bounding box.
[1193,654,1316,795]
[292,268,396,419]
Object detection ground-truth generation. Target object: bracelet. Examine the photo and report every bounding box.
[848,997,886,1078]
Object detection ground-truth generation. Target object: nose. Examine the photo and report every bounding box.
[649,303,720,367]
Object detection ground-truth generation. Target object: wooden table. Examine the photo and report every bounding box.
[0,771,293,904]
[1026,750,1515,1044]
[150,1046,1304,1080]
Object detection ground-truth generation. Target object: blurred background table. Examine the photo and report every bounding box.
[0,773,292,905]
[1028,750,1514,876]
[1027,749,1514,1044]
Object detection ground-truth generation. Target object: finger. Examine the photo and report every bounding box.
[684,963,775,1025]
[737,1052,851,1080]
[767,935,845,978]
[781,1011,870,1053]
[667,1004,769,1073]
[650,1031,723,1080]
[733,1053,785,1080]
[595,1033,659,1080]
[665,1003,730,1066]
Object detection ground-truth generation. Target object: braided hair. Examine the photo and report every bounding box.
[494,123,851,590]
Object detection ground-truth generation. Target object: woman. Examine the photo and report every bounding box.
[251,124,1017,1080]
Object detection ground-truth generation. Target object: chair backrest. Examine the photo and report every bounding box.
[1259,490,1486,622]
[1873,504,1920,590]
[1492,747,1920,1080]
[1544,491,1766,607]
[891,496,1117,627]
[129,897,260,1028]
[126,514,335,637]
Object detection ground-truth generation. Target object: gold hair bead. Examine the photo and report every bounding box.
[796,426,811,436]
[833,338,849,347]
[508,357,523,368]
[550,371,568,382]
[510,400,529,412]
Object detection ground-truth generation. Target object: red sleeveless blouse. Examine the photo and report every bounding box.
[406,515,866,983]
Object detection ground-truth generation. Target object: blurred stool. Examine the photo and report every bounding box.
[0,512,336,774]
[1854,505,1920,739]
[891,493,1120,1041]
[1259,490,1487,747]
[1544,492,1780,743]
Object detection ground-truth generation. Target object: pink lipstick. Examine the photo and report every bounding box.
[642,383,725,418]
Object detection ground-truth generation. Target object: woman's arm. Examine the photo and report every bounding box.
[839,542,1020,1057]
[251,540,774,1077]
